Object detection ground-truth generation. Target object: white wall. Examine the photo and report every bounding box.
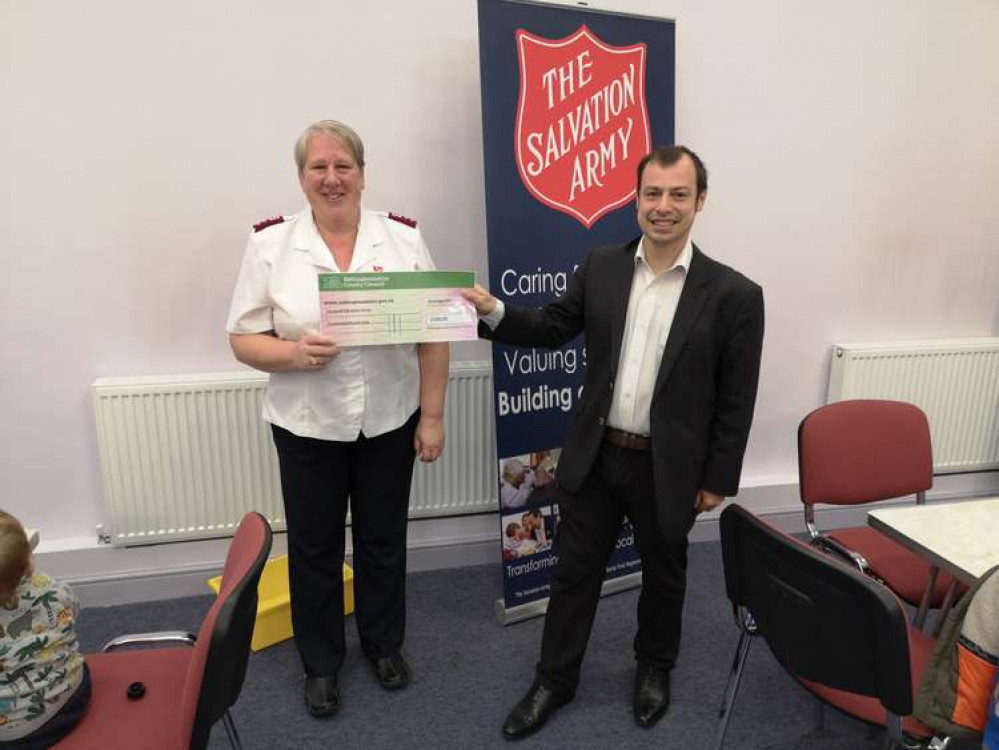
[2,0,998,555]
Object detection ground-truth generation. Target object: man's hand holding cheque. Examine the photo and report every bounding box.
[461,284,499,316]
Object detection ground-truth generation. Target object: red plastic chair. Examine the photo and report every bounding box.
[798,399,962,621]
[55,512,273,750]
[713,504,941,749]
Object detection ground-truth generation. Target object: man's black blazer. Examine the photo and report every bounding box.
[481,239,765,542]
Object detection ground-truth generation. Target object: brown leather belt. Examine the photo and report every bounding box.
[603,427,651,452]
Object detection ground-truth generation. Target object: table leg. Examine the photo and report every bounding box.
[913,566,938,630]
[931,580,960,639]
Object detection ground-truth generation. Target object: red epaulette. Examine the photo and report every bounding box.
[253,215,285,233]
[387,212,417,228]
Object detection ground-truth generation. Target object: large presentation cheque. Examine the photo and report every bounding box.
[318,270,478,346]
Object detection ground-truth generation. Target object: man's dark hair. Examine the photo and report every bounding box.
[636,145,708,196]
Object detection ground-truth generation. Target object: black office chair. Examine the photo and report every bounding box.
[713,504,941,750]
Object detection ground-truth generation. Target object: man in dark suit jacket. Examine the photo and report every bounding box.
[464,146,764,739]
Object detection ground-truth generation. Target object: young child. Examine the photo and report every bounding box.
[504,522,526,554]
[504,523,538,560]
[0,511,89,748]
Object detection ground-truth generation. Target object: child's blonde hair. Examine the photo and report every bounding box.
[0,511,33,608]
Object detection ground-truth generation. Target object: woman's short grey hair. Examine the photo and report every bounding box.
[294,120,365,173]
[502,458,525,483]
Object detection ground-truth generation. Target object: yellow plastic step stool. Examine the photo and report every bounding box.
[208,556,354,652]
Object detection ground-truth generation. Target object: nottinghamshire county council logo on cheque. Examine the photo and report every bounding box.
[515,25,651,228]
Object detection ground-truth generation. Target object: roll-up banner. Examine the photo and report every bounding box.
[477,0,675,623]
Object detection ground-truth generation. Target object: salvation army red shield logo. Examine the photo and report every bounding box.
[515,25,651,228]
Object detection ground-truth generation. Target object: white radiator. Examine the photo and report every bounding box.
[827,338,999,474]
[92,362,497,546]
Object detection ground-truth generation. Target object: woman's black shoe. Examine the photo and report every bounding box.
[305,675,340,718]
[372,654,411,690]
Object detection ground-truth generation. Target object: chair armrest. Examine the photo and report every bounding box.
[809,535,870,573]
[103,631,197,652]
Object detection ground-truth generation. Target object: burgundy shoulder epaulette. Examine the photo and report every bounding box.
[253,215,285,233]
[387,212,417,228]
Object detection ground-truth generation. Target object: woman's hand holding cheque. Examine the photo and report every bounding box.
[293,330,341,371]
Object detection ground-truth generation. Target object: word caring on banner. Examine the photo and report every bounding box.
[516,25,651,228]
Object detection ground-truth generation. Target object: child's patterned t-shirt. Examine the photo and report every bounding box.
[0,573,84,740]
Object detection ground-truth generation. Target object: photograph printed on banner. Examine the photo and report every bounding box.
[501,504,559,563]
[498,448,561,510]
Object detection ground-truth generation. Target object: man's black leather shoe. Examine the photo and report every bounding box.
[633,663,670,727]
[304,675,340,718]
[372,653,411,690]
[501,681,572,740]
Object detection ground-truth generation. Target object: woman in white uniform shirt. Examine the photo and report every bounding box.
[226,120,448,719]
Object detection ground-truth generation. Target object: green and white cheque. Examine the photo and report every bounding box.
[318,271,478,346]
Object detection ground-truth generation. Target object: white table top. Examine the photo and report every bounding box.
[868,496,999,585]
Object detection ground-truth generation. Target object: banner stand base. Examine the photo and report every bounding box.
[494,571,643,626]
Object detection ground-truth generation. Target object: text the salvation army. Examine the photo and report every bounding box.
[524,50,638,202]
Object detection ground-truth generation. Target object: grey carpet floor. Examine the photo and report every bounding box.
[77,540,888,749]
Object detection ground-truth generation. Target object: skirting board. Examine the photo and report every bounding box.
[39,475,998,608]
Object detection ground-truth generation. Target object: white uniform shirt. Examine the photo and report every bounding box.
[606,237,691,436]
[226,207,436,441]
